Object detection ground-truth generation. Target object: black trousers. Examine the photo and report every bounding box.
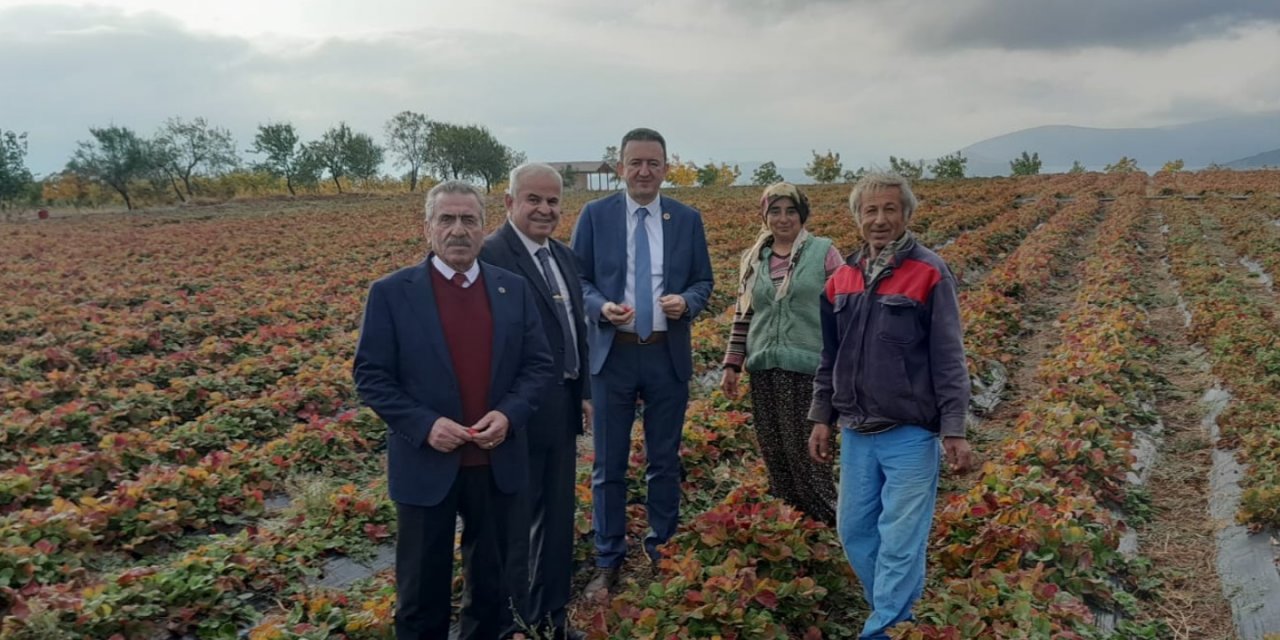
[394,467,526,640]
[516,388,578,633]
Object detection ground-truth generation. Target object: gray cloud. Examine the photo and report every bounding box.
[912,0,1280,51]
[2,2,1279,178]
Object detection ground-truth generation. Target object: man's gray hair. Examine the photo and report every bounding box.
[424,180,486,222]
[848,172,918,221]
[507,162,563,196]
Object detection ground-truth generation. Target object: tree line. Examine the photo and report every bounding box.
[773,150,1191,186]
[0,112,523,210]
[0,119,1204,212]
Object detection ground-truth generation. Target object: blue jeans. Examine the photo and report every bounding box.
[837,425,941,640]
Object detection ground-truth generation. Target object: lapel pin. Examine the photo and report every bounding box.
[662,212,671,221]
[498,286,507,294]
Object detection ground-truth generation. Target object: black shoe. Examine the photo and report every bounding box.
[584,566,620,599]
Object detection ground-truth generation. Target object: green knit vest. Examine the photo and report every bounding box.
[744,236,832,375]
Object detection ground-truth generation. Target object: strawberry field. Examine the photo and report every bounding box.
[2,171,1279,639]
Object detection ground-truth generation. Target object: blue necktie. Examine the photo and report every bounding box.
[535,247,579,378]
[634,207,653,340]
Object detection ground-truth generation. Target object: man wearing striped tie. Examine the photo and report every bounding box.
[481,163,592,640]
[570,128,715,598]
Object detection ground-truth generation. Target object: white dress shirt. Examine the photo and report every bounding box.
[510,224,580,371]
[431,255,480,287]
[622,192,666,333]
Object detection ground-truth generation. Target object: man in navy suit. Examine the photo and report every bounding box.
[353,180,554,640]
[571,128,715,596]
[480,163,591,640]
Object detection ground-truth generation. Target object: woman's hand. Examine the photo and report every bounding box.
[720,368,740,399]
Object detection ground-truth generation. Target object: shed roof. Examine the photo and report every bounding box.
[547,161,615,174]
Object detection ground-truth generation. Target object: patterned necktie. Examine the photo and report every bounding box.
[634,207,653,340]
[535,247,579,378]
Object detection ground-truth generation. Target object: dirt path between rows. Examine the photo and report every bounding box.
[1133,210,1235,639]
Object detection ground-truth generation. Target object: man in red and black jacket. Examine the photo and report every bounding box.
[807,172,974,640]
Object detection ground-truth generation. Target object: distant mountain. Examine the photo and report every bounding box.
[959,112,1280,176]
[1225,148,1280,169]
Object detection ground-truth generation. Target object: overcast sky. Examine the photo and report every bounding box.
[3,0,1280,176]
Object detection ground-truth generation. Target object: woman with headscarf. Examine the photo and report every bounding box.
[720,182,842,525]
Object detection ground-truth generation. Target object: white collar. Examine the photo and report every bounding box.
[625,192,662,218]
[508,221,550,256]
[430,254,480,286]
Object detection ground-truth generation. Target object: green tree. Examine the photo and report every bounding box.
[804,149,842,184]
[560,165,578,189]
[695,161,740,187]
[308,123,353,193]
[67,125,155,210]
[665,155,699,188]
[468,128,519,192]
[152,117,238,200]
[384,110,431,191]
[751,161,784,186]
[1159,159,1185,173]
[930,151,967,180]
[1069,160,1086,174]
[344,131,385,184]
[1104,156,1140,173]
[427,123,518,191]
[0,130,34,210]
[1009,151,1042,176]
[602,145,620,188]
[251,122,317,196]
[843,167,869,182]
[889,156,925,182]
[425,122,474,181]
[307,122,384,192]
[143,137,185,201]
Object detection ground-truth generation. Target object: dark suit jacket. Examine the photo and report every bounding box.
[353,257,555,507]
[480,222,591,440]
[570,192,714,381]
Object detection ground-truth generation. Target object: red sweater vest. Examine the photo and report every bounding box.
[431,267,494,467]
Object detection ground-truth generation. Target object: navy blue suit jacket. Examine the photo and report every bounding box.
[353,257,555,507]
[570,192,714,381]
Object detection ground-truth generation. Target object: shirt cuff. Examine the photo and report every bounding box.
[807,399,834,425]
[939,413,967,438]
[723,352,745,370]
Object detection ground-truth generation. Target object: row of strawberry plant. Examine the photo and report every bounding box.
[1,474,396,639]
[0,408,384,601]
[1163,199,1280,528]
[903,197,1166,638]
[1149,169,1280,196]
[938,197,1058,284]
[1209,198,1280,288]
[961,199,1102,386]
[0,353,353,511]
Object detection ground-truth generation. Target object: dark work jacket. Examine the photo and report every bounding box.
[807,236,970,437]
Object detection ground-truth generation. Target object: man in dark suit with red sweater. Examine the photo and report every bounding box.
[354,180,555,640]
[480,163,591,640]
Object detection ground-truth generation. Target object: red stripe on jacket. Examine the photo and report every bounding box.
[876,258,942,303]
[824,258,940,303]
[825,264,864,301]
